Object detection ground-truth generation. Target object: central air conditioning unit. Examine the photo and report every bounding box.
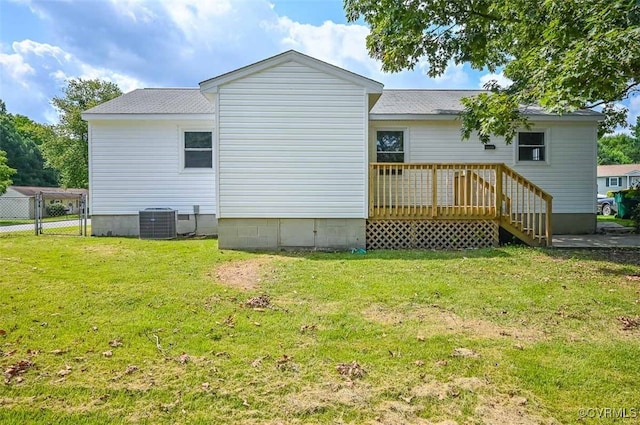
[139,208,177,240]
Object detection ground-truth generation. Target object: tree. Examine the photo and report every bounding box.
[0,100,59,187]
[0,149,16,195]
[345,0,640,143]
[11,114,58,186]
[42,79,121,188]
[597,117,640,164]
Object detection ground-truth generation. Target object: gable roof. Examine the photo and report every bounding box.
[597,164,640,177]
[370,90,603,121]
[8,186,88,197]
[82,88,214,119]
[199,50,384,95]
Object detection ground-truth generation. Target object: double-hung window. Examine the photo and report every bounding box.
[184,131,213,168]
[607,177,623,187]
[376,130,405,162]
[517,132,546,162]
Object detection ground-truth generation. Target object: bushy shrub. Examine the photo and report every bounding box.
[627,184,640,233]
[46,203,67,217]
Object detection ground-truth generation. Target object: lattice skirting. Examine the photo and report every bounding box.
[366,219,499,250]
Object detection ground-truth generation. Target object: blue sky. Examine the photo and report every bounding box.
[0,0,637,130]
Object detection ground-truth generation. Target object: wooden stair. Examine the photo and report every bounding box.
[496,165,553,247]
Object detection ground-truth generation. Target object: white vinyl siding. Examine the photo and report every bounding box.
[89,120,216,215]
[370,120,597,214]
[218,61,367,218]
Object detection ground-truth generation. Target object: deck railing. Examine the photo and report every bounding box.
[369,163,553,245]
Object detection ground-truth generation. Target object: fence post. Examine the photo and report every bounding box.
[34,193,40,235]
[83,194,88,236]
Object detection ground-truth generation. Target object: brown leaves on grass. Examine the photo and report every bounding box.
[336,361,366,379]
[109,338,123,347]
[245,294,271,309]
[276,354,298,372]
[177,353,191,365]
[300,324,317,333]
[222,315,235,328]
[625,275,640,281]
[124,365,139,375]
[57,365,72,377]
[452,347,480,358]
[617,316,640,330]
[4,359,33,383]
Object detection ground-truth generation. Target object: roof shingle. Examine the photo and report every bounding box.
[83,88,214,115]
[597,164,640,177]
[370,90,602,117]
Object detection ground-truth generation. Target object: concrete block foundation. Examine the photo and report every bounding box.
[91,214,218,237]
[552,213,596,234]
[218,218,366,250]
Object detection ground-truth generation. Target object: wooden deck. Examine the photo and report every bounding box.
[368,163,553,247]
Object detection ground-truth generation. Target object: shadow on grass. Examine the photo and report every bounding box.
[543,247,640,271]
[245,247,514,261]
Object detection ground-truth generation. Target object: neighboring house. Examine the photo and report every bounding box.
[597,164,640,194]
[0,186,88,219]
[82,50,602,249]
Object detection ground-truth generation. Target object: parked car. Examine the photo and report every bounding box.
[597,194,617,216]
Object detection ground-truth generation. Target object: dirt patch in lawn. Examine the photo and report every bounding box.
[284,382,372,415]
[362,304,543,342]
[214,257,282,290]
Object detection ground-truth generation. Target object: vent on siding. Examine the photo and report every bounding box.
[139,208,176,240]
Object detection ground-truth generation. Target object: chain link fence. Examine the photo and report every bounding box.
[0,192,88,236]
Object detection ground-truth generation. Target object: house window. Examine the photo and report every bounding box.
[376,130,405,163]
[607,177,623,187]
[184,131,213,168]
[517,132,546,162]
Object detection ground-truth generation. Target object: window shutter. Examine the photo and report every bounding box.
[606,178,609,187]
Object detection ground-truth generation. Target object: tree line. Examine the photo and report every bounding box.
[598,117,640,165]
[0,79,121,194]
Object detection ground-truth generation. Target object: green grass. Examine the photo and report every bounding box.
[597,214,635,228]
[1,235,639,424]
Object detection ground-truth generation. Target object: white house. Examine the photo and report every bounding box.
[82,50,602,249]
[597,164,640,194]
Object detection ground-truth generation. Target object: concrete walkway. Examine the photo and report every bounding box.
[553,221,639,248]
[553,233,640,248]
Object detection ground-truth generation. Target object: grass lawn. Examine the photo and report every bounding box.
[1,234,639,424]
[597,214,636,228]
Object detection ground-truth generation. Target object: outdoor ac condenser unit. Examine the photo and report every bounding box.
[139,208,177,240]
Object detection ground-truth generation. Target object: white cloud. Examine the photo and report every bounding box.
[479,72,512,89]
[159,0,233,47]
[13,39,71,63]
[0,39,146,122]
[276,17,373,70]
[0,50,35,87]
[418,59,470,86]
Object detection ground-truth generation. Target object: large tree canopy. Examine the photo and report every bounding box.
[597,117,640,165]
[41,79,121,188]
[345,0,640,142]
[0,150,16,195]
[0,100,54,187]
